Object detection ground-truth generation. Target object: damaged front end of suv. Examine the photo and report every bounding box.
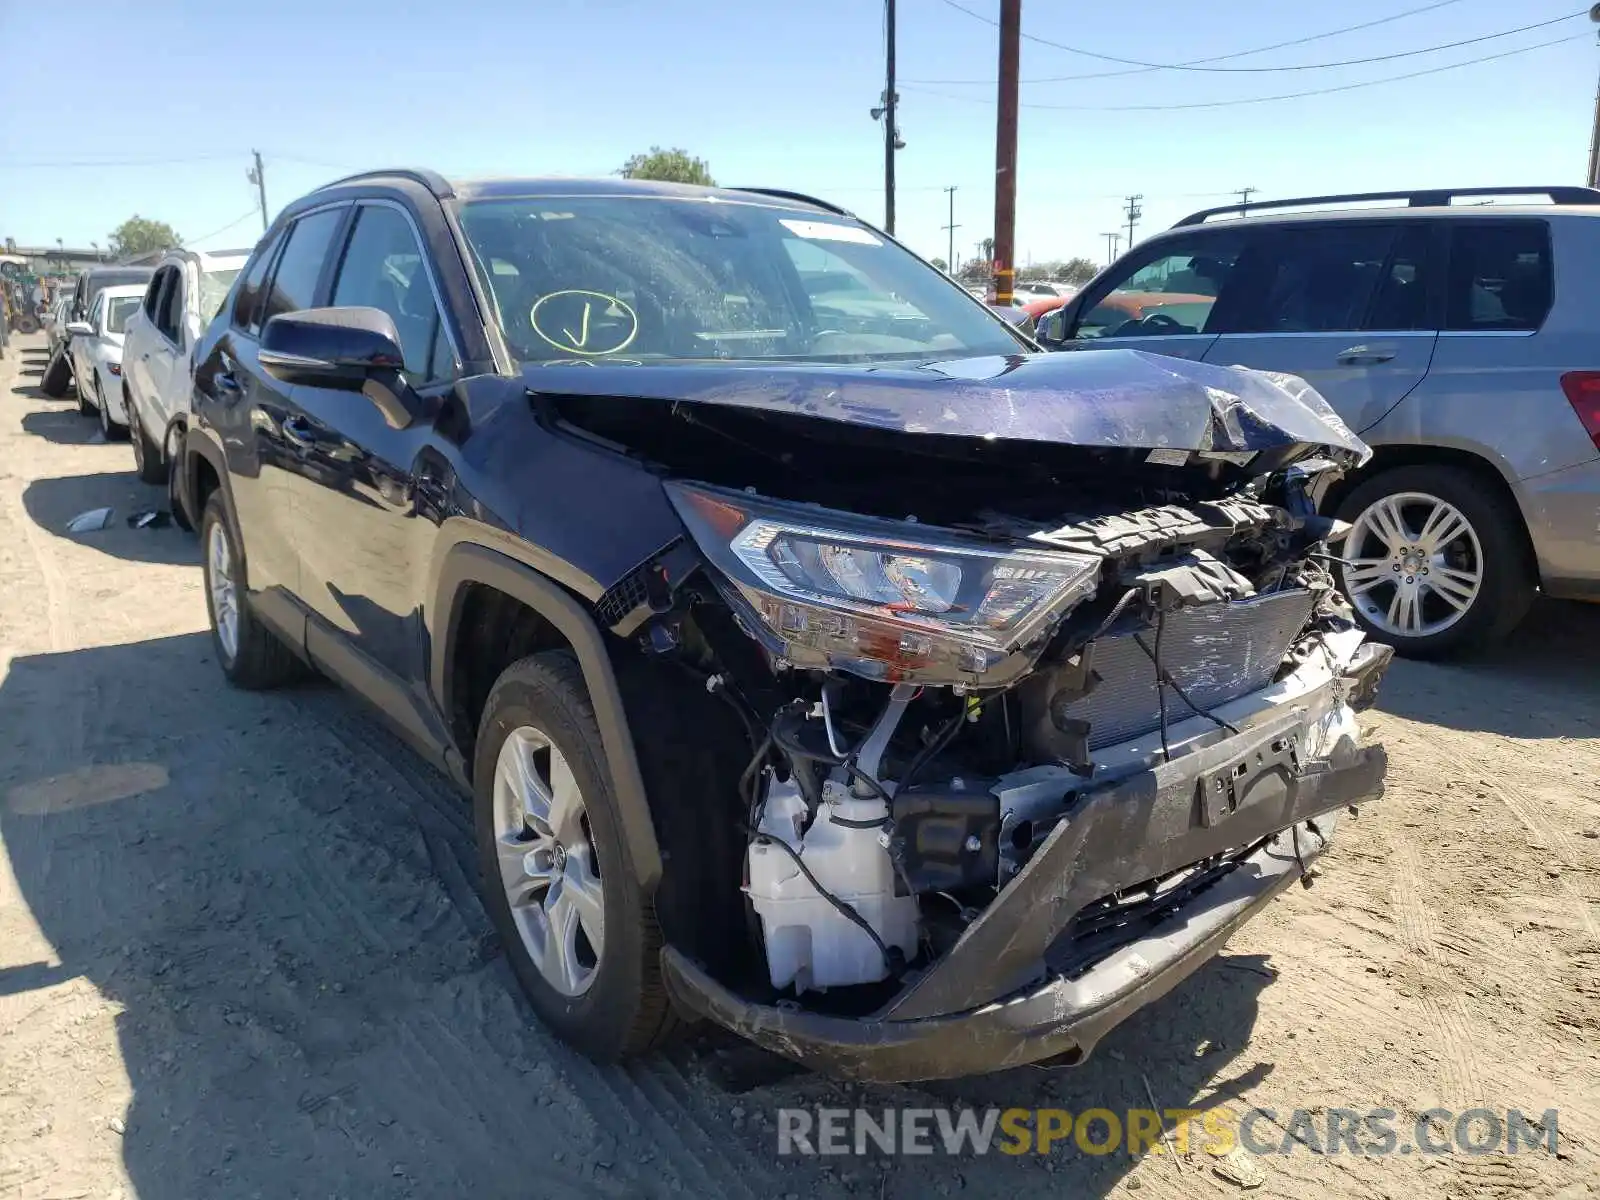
[540,346,1392,1082]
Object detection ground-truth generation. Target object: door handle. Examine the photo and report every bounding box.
[1336,344,1396,366]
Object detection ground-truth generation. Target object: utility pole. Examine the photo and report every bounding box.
[1587,7,1600,187]
[1123,194,1143,251]
[942,186,960,271]
[885,0,897,234]
[1101,231,1122,264]
[991,0,1021,305]
[1235,186,1258,215]
[248,150,269,232]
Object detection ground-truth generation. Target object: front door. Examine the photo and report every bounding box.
[1202,222,1440,434]
[1047,228,1254,363]
[281,201,457,686]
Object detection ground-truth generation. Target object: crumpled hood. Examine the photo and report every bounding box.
[522,348,1370,465]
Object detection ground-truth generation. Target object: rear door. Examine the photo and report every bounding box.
[127,269,171,414]
[200,208,346,603]
[1203,221,1439,433]
[1051,228,1254,362]
[146,266,187,432]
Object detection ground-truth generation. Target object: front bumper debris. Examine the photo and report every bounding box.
[663,671,1387,1082]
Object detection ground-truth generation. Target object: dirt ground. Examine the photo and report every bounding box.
[0,330,1596,1200]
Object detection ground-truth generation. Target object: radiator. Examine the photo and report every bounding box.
[1026,589,1317,754]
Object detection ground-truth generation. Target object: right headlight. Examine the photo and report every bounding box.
[666,482,1103,685]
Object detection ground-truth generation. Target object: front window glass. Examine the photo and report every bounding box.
[455,196,1023,364]
[106,296,140,333]
[1076,233,1245,338]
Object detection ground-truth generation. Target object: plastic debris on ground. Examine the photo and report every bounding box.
[66,507,114,532]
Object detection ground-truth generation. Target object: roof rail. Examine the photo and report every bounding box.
[314,167,455,199]
[1174,185,1600,227]
[732,187,849,216]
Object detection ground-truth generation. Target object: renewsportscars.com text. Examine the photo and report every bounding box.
[776,1106,1559,1158]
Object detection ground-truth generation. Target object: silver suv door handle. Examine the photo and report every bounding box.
[1336,344,1396,366]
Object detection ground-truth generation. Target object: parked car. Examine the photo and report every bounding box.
[1036,185,1600,658]
[65,284,145,438]
[122,248,248,513]
[45,297,73,358]
[184,170,1389,1081]
[40,263,156,398]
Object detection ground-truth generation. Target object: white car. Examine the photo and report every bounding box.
[122,248,246,501]
[66,284,147,440]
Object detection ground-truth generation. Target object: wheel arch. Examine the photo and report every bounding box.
[430,539,663,892]
[1321,443,1539,578]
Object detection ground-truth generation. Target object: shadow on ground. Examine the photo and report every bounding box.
[21,408,100,445]
[1376,599,1600,738]
[20,472,197,566]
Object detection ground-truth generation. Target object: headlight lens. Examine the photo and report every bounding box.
[667,482,1102,684]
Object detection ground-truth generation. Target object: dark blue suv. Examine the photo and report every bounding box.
[182,169,1390,1080]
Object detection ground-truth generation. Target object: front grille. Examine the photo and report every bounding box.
[1055,589,1316,749]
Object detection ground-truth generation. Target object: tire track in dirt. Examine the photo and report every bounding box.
[1388,840,1486,1108]
[284,687,795,1199]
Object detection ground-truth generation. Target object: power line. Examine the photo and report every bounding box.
[903,34,1585,112]
[184,209,262,247]
[912,9,1584,83]
[0,151,246,169]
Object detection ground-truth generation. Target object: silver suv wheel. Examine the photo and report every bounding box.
[1340,490,1484,639]
[492,726,605,997]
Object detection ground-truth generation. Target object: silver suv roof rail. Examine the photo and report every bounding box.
[1174,186,1600,227]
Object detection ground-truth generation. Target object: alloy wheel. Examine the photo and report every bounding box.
[207,520,240,660]
[492,726,605,997]
[1340,491,1483,639]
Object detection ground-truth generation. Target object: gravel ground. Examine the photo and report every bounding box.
[1,332,1596,1200]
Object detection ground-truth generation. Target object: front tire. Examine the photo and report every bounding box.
[199,494,301,689]
[1335,464,1533,658]
[473,651,678,1063]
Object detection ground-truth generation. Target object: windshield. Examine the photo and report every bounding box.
[198,268,241,324]
[456,195,1023,365]
[105,296,141,334]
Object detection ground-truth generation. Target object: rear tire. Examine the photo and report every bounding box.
[1334,464,1533,659]
[41,345,72,398]
[200,493,302,689]
[129,393,164,483]
[97,381,128,441]
[473,651,679,1063]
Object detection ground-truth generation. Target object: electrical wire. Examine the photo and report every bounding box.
[926,0,1470,75]
[913,5,1579,82]
[1132,631,1244,737]
[749,829,898,974]
[903,34,1585,113]
[184,209,262,247]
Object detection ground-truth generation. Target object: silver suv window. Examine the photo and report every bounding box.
[1445,221,1552,332]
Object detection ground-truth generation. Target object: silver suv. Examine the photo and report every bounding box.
[1037,185,1600,658]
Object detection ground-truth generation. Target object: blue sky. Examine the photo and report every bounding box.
[1,0,1594,266]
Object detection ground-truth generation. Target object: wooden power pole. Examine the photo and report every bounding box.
[885,0,898,235]
[991,0,1021,304]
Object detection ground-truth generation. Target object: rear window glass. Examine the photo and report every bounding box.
[199,268,241,324]
[1445,222,1552,332]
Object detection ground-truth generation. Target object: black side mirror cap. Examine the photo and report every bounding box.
[260,306,420,428]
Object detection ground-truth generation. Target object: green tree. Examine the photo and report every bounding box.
[929,256,948,273]
[619,147,715,186]
[1055,256,1099,286]
[107,216,181,260]
[957,258,989,285]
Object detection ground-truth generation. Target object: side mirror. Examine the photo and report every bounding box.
[65,320,94,337]
[260,307,419,428]
[1036,309,1070,345]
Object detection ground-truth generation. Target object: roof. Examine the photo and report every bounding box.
[309,168,841,214]
[1171,204,1600,232]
